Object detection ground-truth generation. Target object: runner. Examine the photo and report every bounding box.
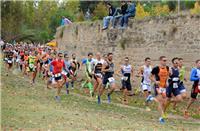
[93,52,104,95]
[184,59,200,118]
[4,47,14,76]
[173,57,188,109]
[62,53,72,95]
[98,53,117,104]
[23,51,29,76]
[150,56,169,123]
[42,52,53,80]
[164,57,183,115]
[70,53,80,89]
[81,53,95,97]
[27,51,39,85]
[47,52,66,102]
[119,57,134,104]
[137,57,152,101]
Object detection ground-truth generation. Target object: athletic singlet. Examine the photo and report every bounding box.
[179,66,186,82]
[121,64,132,80]
[142,65,152,85]
[24,55,29,61]
[94,59,104,74]
[158,66,169,88]
[169,67,180,88]
[28,56,36,64]
[85,59,94,74]
[71,58,80,69]
[104,60,114,77]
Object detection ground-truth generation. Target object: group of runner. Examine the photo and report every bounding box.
[2,43,200,124]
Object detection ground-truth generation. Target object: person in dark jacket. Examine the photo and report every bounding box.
[119,1,136,28]
[111,1,128,28]
[102,3,116,30]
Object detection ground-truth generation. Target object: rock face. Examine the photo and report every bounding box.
[56,14,200,86]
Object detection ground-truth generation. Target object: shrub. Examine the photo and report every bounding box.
[135,3,150,19]
[152,4,170,16]
[167,1,176,11]
[190,1,200,15]
[93,2,107,20]
[77,11,85,22]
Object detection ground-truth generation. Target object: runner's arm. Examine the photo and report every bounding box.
[131,67,134,81]
[136,66,143,77]
[102,63,109,72]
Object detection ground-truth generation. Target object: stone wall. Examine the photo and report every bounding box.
[55,14,200,87]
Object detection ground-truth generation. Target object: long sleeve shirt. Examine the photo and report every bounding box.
[190,68,200,82]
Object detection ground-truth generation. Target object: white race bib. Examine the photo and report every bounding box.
[29,64,34,68]
[159,88,166,93]
[198,85,200,90]
[173,83,178,88]
[172,77,179,82]
[121,76,128,81]
[54,73,61,77]
[8,60,12,63]
[108,77,115,83]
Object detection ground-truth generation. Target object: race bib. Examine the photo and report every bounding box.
[29,64,34,69]
[108,77,115,83]
[173,83,178,88]
[54,73,61,77]
[172,77,179,82]
[7,60,12,63]
[159,88,166,93]
[198,85,200,90]
[121,76,128,81]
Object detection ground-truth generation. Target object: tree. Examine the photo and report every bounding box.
[93,2,107,20]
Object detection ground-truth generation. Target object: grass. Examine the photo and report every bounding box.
[1,65,200,131]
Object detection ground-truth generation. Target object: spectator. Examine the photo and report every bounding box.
[119,1,136,28]
[85,8,91,20]
[111,1,128,29]
[102,3,116,30]
[61,16,72,26]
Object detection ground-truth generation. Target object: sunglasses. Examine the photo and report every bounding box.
[162,59,167,62]
[59,55,63,57]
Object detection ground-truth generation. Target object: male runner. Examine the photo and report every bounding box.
[137,57,152,101]
[173,58,188,109]
[93,52,104,95]
[27,51,39,85]
[164,57,183,115]
[81,53,95,97]
[98,53,117,104]
[119,57,134,104]
[150,56,169,123]
[184,59,200,118]
[70,53,80,89]
[47,52,66,101]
